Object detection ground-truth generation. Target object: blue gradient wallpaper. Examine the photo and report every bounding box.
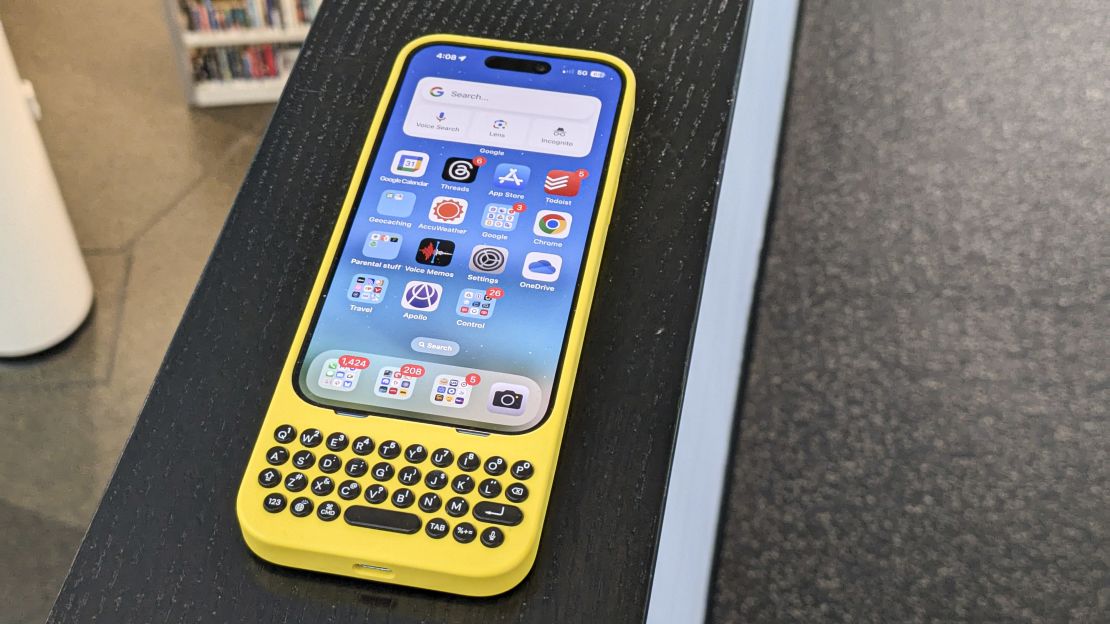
[296,44,624,431]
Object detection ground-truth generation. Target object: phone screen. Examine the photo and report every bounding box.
[295,43,626,433]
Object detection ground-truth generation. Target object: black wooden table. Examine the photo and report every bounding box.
[49,0,750,621]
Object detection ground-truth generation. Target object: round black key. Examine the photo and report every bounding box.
[392,488,414,508]
[263,493,286,513]
[258,468,281,488]
[325,432,349,452]
[431,448,454,467]
[418,492,442,513]
[316,501,341,522]
[284,472,308,492]
[318,454,342,474]
[511,460,534,480]
[424,470,448,490]
[506,482,529,503]
[480,526,505,548]
[452,474,475,494]
[457,451,480,472]
[290,496,313,517]
[453,522,477,543]
[371,462,394,482]
[378,440,401,459]
[398,466,421,486]
[446,496,469,517]
[352,436,375,456]
[300,428,323,448]
[337,480,361,501]
[292,450,315,470]
[265,446,289,466]
[311,476,335,496]
[273,424,296,444]
[484,456,507,476]
[364,484,388,504]
[404,444,428,463]
[425,518,450,539]
[478,478,502,499]
[345,458,369,478]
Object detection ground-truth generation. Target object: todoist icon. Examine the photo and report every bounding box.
[543,169,584,197]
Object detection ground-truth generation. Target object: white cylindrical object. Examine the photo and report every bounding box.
[0,19,93,357]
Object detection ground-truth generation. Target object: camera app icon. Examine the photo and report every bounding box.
[487,382,529,416]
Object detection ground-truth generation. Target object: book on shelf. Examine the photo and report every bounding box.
[297,0,322,24]
[179,0,319,32]
[190,44,300,83]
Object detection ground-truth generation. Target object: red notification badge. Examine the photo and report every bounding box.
[399,363,426,378]
[338,355,370,369]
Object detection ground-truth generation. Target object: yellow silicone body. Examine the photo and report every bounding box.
[236,34,635,596]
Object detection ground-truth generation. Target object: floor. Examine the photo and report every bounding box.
[0,2,272,622]
[712,0,1109,622]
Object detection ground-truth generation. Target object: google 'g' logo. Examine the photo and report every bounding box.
[429,86,444,97]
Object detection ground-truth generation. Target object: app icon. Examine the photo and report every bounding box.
[457,288,497,318]
[374,366,418,400]
[363,231,403,259]
[415,238,455,266]
[522,252,563,282]
[544,169,584,196]
[442,157,478,183]
[428,196,468,224]
[533,210,572,239]
[493,163,530,190]
[488,382,529,416]
[468,245,509,274]
[482,203,518,231]
[390,150,429,177]
[401,281,443,312]
[430,374,473,408]
[317,359,362,392]
[347,274,388,304]
[376,189,416,217]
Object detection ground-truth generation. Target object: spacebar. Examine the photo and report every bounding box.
[343,506,421,534]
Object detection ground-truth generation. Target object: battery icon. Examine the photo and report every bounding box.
[589,70,605,78]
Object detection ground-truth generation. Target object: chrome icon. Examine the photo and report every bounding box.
[533,210,572,239]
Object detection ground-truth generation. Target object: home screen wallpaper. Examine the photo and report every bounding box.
[296,44,624,432]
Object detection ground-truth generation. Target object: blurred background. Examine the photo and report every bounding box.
[0,1,284,621]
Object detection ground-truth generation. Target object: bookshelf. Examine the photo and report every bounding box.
[162,0,321,106]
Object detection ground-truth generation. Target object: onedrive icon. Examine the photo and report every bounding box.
[522,252,562,282]
[528,259,557,274]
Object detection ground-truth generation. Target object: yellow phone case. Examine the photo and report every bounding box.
[236,34,635,596]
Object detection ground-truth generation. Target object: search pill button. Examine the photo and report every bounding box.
[411,337,460,357]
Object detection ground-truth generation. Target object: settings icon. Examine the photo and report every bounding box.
[468,245,508,274]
